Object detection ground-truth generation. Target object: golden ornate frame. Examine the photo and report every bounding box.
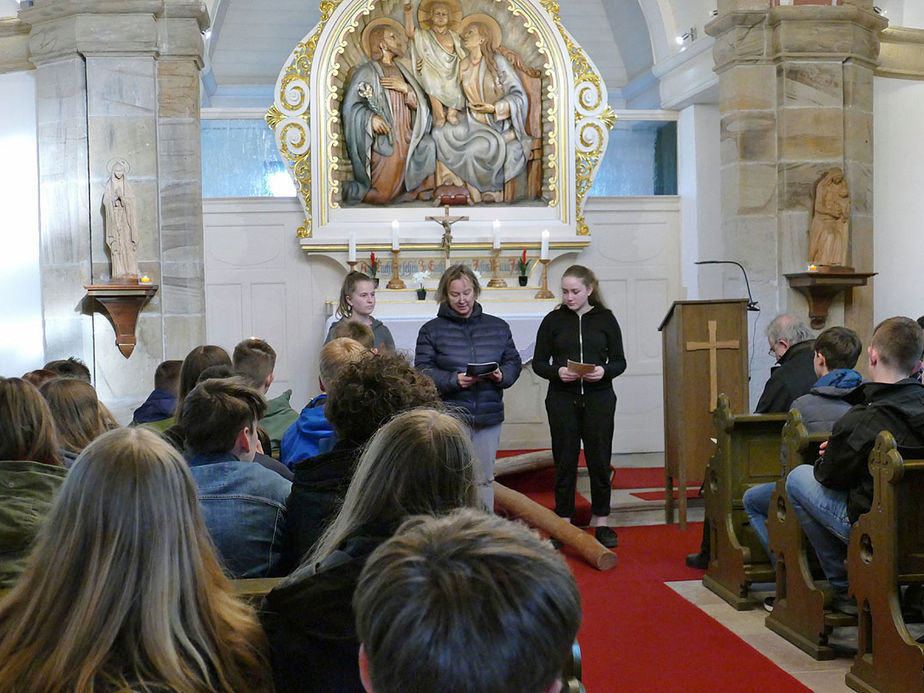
[266,0,614,241]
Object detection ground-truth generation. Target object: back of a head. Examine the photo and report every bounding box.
[176,345,232,417]
[39,378,110,455]
[0,377,60,465]
[154,359,183,395]
[330,321,376,350]
[766,314,814,346]
[183,378,267,456]
[814,326,862,371]
[233,338,277,390]
[319,337,368,389]
[325,350,441,444]
[21,369,58,389]
[872,316,924,376]
[0,427,270,692]
[309,408,476,564]
[43,357,91,384]
[354,508,582,693]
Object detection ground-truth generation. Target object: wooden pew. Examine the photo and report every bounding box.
[230,577,284,606]
[765,410,854,659]
[702,394,786,609]
[845,432,924,693]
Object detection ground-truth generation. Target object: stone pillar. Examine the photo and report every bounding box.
[707,1,885,398]
[22,0,208,416]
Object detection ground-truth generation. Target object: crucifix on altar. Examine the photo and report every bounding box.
[426,206,469,259]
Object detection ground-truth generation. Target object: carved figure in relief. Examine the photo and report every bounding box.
[808,167,850,268]
[431,15,531,203]
[403,1,466,128]
[102,159,139,281]
[342,19,436,204]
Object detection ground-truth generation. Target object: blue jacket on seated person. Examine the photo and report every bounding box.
[188,452,291,578]
[280,394,335,469]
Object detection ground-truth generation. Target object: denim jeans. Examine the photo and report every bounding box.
[742,481,776,567]
[785,464,851,590]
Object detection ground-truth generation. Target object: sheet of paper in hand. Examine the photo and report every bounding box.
[566,360,596,376]
[466,362,499,378]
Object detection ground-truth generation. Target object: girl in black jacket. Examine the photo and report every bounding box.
[533,265,626,549]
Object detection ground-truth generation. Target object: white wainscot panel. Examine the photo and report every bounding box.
[251,281,289,376]
[634,277,667,368]
[208,224,287,268]
[613,373,664,453]
[206,284,244,351]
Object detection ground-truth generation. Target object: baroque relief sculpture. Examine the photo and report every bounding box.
[808,167,850,268]
[102,159,139,281]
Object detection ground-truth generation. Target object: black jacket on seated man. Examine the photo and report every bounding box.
[755,339,818,413]
[814,378,924,523]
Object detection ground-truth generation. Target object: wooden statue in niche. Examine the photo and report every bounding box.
[808,168,850,269]
[339,0,545,207]
[102,159,139,282]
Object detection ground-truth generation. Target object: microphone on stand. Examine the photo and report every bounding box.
[695,260,759,312]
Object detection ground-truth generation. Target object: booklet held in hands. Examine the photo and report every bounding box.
[566,359,596,376]
[466,362,499,378]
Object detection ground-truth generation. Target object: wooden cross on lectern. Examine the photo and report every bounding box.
[426,205,468,258]
[685,319,740,411]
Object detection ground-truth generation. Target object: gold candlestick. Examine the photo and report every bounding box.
[347,260,358,273]
[487,248,507,288]
[386,249,406,289]
[534,258,554,299]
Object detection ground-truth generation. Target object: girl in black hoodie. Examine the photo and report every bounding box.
[533,265,626,549]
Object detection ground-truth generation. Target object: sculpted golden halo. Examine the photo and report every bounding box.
[361,18,406,59]
[458,13,503,50]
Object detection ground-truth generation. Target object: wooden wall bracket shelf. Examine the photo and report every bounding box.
[785,269,876,329]
[84,283,158,358]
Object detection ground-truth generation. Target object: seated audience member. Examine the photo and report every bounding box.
[286,349,442,561]
[354,509,583,693]
[21,369,57,388]
[233,338,298,457]
[280,337,368,468]
[184,378,291,578]
[40,378,119,467]
[159,344,232,450]
[132,358,182,428]
[755,314,818,413]
[743,325,863,570]
[688,313,818,569]
[0,378,68,589]
[42,356,91,383]
[262,408,477,693]
[787,316,924,613]
[0,428,273,693]
[912,315,924,381]
[329,320,377,351]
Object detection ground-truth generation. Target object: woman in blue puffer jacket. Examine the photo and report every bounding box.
[415,264,522,509]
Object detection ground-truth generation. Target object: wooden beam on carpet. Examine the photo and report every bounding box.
[495,450,554,477]
[494,481,617,571]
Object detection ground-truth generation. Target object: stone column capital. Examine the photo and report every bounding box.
[878,26,924,80]
[0,18,31,74]
[767,6,888,68]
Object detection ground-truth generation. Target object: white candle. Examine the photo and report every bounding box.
[492,220,501,250]
[348,232,356,262]
[391,220,400,251]
[540,230,550,260]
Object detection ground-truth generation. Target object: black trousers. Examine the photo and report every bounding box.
[545,387,615,518]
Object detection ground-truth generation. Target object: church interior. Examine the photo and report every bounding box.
[2,0,924,690]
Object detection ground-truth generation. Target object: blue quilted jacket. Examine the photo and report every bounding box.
[415,302,522,428]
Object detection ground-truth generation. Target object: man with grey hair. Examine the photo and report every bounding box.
[755,314,817,413]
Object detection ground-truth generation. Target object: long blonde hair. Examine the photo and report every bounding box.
[308,408,477,566]
[39,378,118,455]
[0,428,273,693]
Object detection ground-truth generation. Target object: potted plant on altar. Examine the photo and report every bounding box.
[517,250,529,286]
[412,269,430,300]
[368,252,379,288]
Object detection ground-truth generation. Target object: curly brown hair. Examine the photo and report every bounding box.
[325,351,441,445]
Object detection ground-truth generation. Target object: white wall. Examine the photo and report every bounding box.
[0,70,43,376]
[873,76,924,323]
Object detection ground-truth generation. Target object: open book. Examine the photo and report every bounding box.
[466,362,499,378]
[566,359,596,376]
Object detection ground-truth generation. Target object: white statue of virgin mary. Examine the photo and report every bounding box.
[103,159,139,281]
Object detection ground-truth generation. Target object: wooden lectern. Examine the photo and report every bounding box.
[659,299,749,529]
